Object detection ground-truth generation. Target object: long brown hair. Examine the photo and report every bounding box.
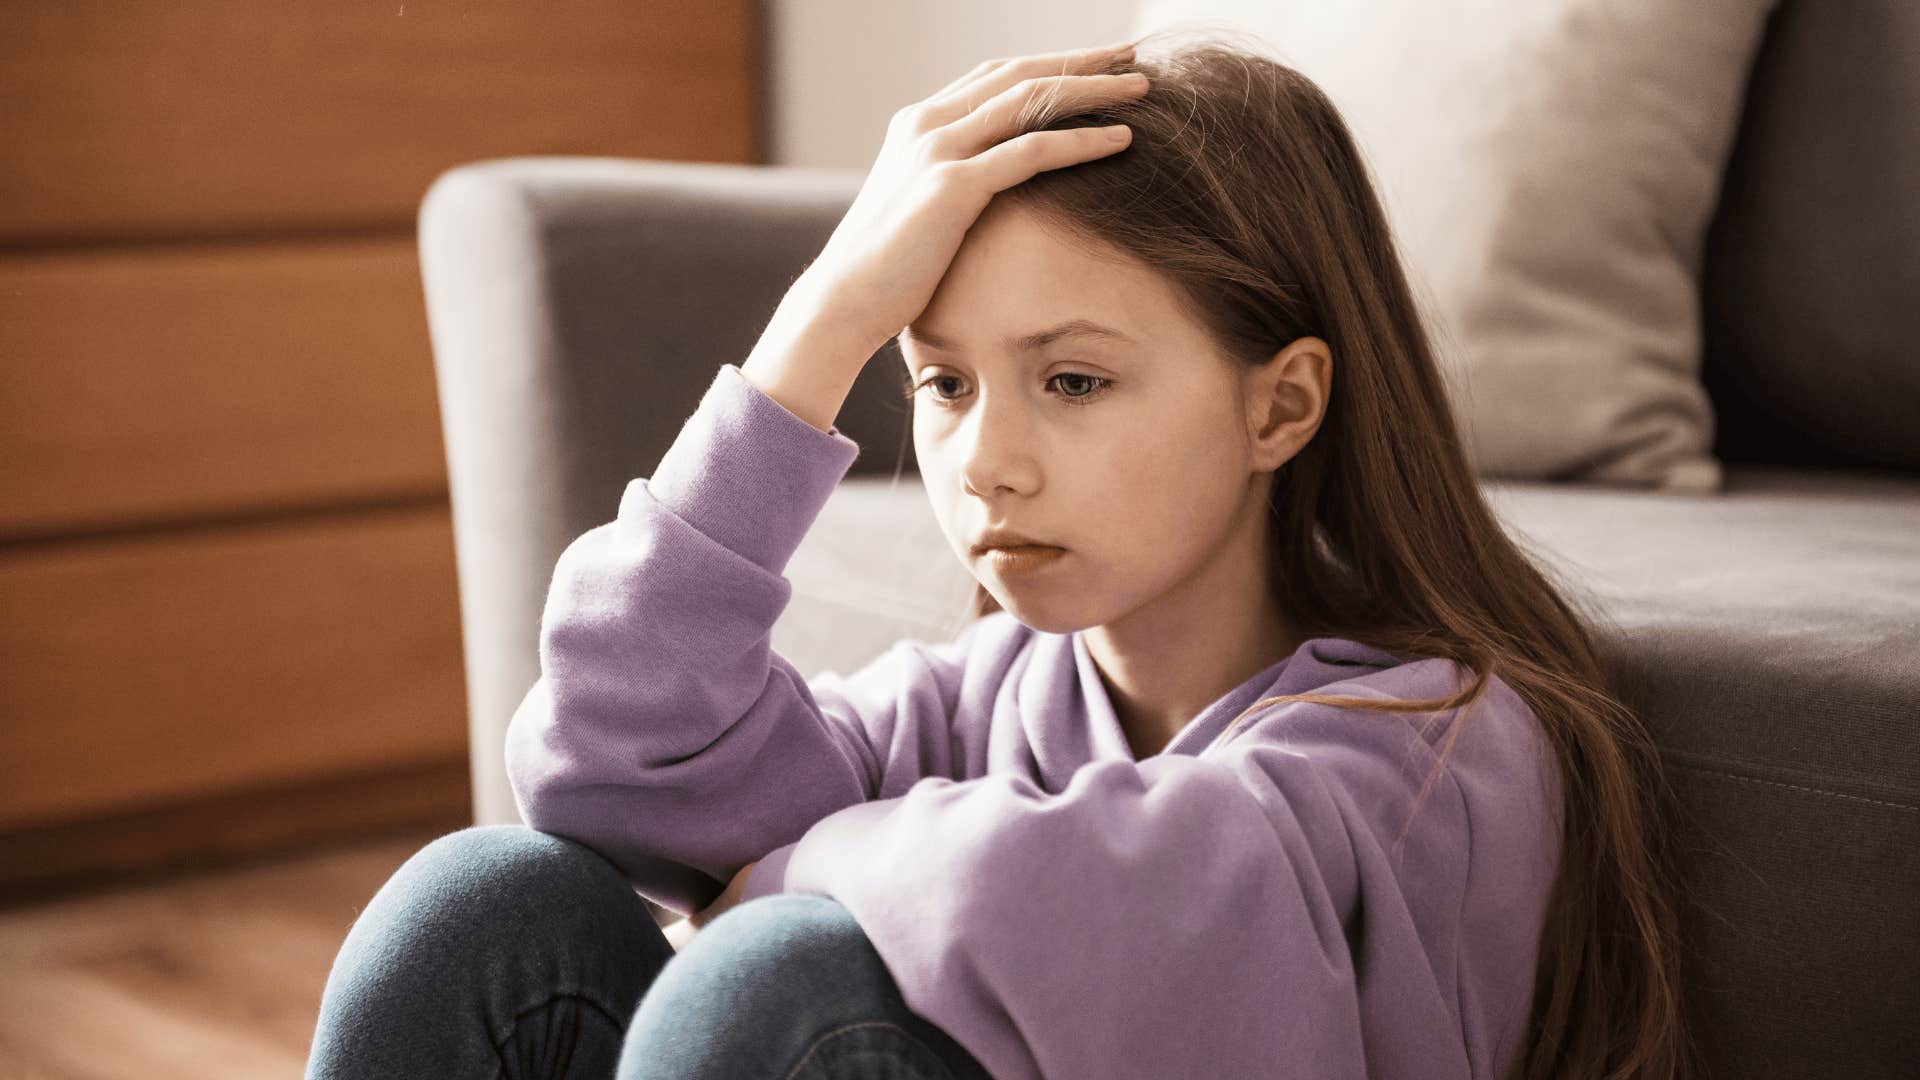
[930,28,1700,1080]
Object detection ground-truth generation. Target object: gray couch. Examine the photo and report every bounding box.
[416,7,1917,1075]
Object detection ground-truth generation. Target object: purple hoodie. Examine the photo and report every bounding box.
[505,362,1563,1080]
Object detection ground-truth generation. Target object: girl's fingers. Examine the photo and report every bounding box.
[778,41,1145,352]
[938,71,1148,160]
[960,122,1133,194]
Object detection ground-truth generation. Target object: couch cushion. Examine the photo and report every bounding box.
[1127,1,1779,493]
[777,472,974,681]
[784,464,1920,1077]
[1482,466,1919,779]
[1700,0,1920,473]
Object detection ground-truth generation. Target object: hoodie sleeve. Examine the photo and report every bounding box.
[503,362,962,916]
[743,680,1560,1080]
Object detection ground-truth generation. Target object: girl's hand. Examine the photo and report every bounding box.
[792,40,1150,360]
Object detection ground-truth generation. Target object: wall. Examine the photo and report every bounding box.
[767,0,1139,170]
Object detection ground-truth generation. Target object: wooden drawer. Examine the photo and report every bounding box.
[0,0,759,899]
[0,0,761,243]
[0,501,467,833]
[0,238,447,539]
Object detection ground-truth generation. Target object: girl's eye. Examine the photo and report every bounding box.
[1049,373,1111,402]
[898,372,1115,407]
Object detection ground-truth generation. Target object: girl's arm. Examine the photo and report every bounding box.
[503,360,966,917]
[725,673,1562,1080]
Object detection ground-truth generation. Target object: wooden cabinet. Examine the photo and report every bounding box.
[0,1,762,901]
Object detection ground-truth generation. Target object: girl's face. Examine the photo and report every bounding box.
[903,201,1301,635]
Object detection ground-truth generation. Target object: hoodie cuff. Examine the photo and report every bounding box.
[633,363,862,575]
[739,839,800,903]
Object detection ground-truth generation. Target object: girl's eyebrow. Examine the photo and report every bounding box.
[903,318,1137,353]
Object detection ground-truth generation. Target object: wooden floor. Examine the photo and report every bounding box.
[0,824,451,1080]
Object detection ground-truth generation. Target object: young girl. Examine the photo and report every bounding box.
[307,31,1696,1080]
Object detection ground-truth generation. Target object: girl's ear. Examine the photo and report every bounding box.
[1245,336,1332,471]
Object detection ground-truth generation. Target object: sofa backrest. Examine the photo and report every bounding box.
[1698,0,1920,475]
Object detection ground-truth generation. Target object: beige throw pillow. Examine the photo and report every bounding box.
[1131,0,1779,492]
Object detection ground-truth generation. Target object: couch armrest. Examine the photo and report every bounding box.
[417,157,910,836]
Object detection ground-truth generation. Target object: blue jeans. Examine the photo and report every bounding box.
[305,824,994,1079]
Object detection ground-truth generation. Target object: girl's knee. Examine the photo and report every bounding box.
[404,823,614,886]
[370,824,640,942]
[685,893,880,984]
[315,826,670,1077]
[706,893,861,942]
[626,894,961,1075]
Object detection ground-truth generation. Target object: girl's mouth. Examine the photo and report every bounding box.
[980,545,1067,574]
